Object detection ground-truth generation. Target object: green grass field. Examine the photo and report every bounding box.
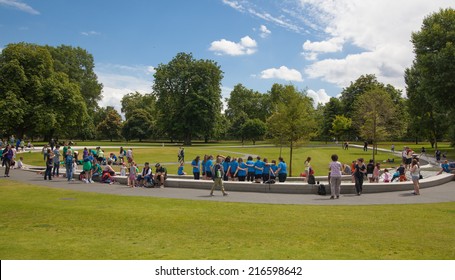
[0,181,454,260]
[20,144,404,176]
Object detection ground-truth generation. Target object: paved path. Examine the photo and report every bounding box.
[1,167,454,205]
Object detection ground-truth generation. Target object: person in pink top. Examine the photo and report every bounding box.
[328,154,342,199]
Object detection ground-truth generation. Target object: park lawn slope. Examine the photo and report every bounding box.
[0,181,453,260]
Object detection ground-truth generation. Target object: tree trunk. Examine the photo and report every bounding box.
[184,132,192,146]
[289,141,293,177]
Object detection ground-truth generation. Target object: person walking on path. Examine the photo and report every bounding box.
[353,158,366,195]
[2,144,13,177]
[210,157,228,196]
[44,148,54,180]
[410,159,421,195]
[329,154,342,199]
[178,147,185,163]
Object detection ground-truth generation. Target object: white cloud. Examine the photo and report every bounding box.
[0,0,39,15]
[259,25,271,38]
[95,64,154,114]
[209,35,257,56]
[260,66,303,82]
[302,37,344,60]
[307,89,331,107]
[222,0,303,33]
[81,31,101,36]
[299,0,453,90]
[222,0,243,11]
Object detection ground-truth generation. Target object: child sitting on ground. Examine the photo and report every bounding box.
[177,161,187,175]
[15,157,24,169]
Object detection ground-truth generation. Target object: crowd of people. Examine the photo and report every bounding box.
[2,138,455,197]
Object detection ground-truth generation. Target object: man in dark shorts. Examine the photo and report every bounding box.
[154,163,167,188]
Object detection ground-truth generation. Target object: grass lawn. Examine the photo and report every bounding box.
[19,144,401,176]
[0,181,454,260]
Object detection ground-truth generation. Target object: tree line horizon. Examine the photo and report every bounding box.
[1,9,454,153]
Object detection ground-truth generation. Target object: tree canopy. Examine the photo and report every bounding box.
[153,53,223,145]
[0,43,91,140]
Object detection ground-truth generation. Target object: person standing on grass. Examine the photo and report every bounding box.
[353,158,366,195]
[210,156,228,196]
[44,148,54,180]
[329,154,342,199]
[191,156,201,180]
[410,159,421,195]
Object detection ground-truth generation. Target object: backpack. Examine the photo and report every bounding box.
[317,184,326,195]
[66,155,73,166]
[101,171,111,183]
[307,174,316,185]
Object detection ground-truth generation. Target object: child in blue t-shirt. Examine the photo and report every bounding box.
[254,156,264,183]
[237,158,247,181]
[246,156,255,182]
[178,161,186,175]
[191,156,201,180]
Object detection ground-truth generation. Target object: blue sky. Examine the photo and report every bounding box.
[1,0,453,112]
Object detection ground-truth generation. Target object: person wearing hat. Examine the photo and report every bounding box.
[154,163,167,188]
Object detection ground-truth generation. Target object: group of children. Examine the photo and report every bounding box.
[187,155,288,183]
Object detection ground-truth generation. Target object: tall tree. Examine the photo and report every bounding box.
[47,45,103,112]
[96,108,123,141]
[407,8,455,146]
[240,118,266,145]
[0,43,89,140]
[267,85,316,176]
[321,97,343,142]
[153,53,223,145]
[225,84,269,141]
[354,88,399,161]
[121,109,153,142]
[331,115,352,143]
